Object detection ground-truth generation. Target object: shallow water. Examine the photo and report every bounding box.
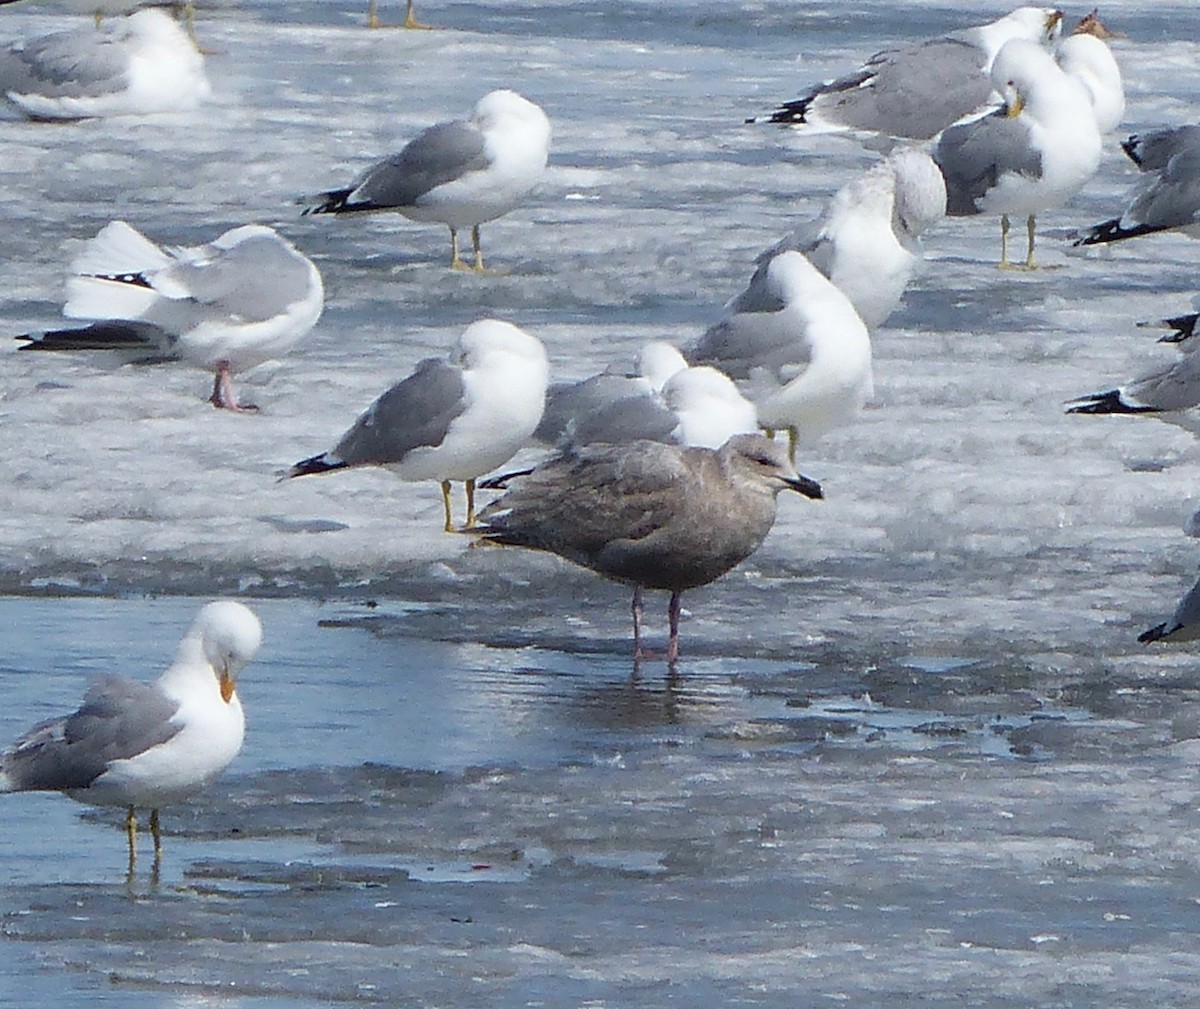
[3,0,1200,1005]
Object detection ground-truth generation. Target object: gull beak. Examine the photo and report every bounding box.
[1005,92,1025,119]
[219,662,236,703]
[786,473,824,500]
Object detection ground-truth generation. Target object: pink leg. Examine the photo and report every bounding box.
[666,591,682,663]
[209,362,258,413]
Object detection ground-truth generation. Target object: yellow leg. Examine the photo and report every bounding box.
[449,227,471,271]
[150,809,163,860]
[404,0,434,29]
[471,224,486,273]
[1024,215,1037,270]
[124,807,138,867]
[440,479,454,533]
[92,9,103,28]
[997,214,1014,270]
[369,0,434,29]
[463,479,477,529]
[787,427,798,465]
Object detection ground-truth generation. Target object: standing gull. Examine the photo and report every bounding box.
[0,7,208,120]
[18,221,325,412]
[303,89,551,272]
[934,37,1101,268]
[747,7,1063,140]
[688,250,874,461]
[0,600,262,868]
[1073,125,1200,246]
[476,435,823,663]
[761,149,946,330]
[1054,22,1124,135]
[288,319,549,532]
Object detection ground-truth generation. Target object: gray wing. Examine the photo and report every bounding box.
[537,374,676,446]
[935,110,1042,215]
[332,358,467,466]
[157,236,313,324]
[346,121,491,209]
[1140,572,1200,644]
[808,37,991,139]
[1122,125,1200,171]
[1121,143,1200,232]
[688,259,807,380]
[1,676,181,793]
[0,25,129,100]
[1123,351,1200,412]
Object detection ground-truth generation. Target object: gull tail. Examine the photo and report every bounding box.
[69,221,170,277]
[1072,218,1163,246]
[63,221,173,322]
[1137,621,1172,644]
[301,187,355,216]
[1063,390,1158,415]
[286,453,348,479]
[745,97,813,126]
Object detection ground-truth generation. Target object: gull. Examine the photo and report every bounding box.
[662,366,759,449]
[0,7,208,120]
[287,319,550,532]
[476,435,823,663]
[1139,573,1200,644]
[0,600,262,868]
[687,250,874,460]
[746,6,1063,140]
[18,221,325,412]
[761,149,946,329]
[1073,124,1200,246]
[934,37,1102,268]
[1054,19,1124,135]
[303,89,551,272]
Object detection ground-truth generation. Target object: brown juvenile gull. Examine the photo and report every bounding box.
[0,600,262,869]
[476,434,823,663]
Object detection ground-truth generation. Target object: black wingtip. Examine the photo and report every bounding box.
[287,454,347,479]
[1073,218,1162,246]
[1063,390,1158,415]
[1137,622,1169,644]
[300,188,353,216]
[1120,135,1143,166]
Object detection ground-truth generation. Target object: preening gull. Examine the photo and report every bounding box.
[761,149,946,330]
[1055,25,1124,135]
[1065,307,1200,415]
[367,0,429,29]
[747,6,1063,140]
[19,221,325,412]
[934,37,1101,268]
[288,319,549,532]
[1139,573,1200,644]
[0,8,208,120]
[1073,124,1200,246]
[688,249,874,460]
[0,600,262,868]
[476,434,823,663]
[303,89,551,272]
[662,366,758,449]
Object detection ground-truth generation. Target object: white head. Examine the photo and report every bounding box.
[456,318,549,374]
[178,600,263,702]
[664,366,758,448]
[635,341,688,390]
[990,37,1063,116]
[887,149,947,241]
[1055,33,1124,133]
[473,90,552,139]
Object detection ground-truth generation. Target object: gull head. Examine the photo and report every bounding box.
[190,601,264,703]
[720,434,823,500]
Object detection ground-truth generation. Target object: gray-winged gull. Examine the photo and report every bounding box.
[0,600,262,868]
[303,89,551,272]
[934,37,1101,268]
[288,319,550,532]
[476,434,823,663]
[1073,124,1200,246]
[747,6,1062,140]
[0,8,208,120]
[761,149,946,330]
[1140,573,1200,644]
[18,221,325,412]
[688,249,874,461]
[1055,21,1124,135]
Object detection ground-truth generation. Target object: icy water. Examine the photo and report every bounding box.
[3,0,1200,1005]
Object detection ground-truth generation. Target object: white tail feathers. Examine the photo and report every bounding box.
[69,221,171,278]
[64,275,162,322]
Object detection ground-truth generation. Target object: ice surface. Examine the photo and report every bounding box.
[2,2,1200,1006]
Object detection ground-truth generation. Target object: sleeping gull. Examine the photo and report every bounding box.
[933,37,1101,268]
[18,221,325,412]
[1139,573,1200,644]
[0,600,262,868]
[0,8,208,120]
[303,89,551,272]
[687,249,874,460]
[760,149,946,329]
[1073,124,1200,246]
[746,6,1063,140]
[287,319,549,532]
[1054,22,1124,135]
[662,366,759,449]
[476,434,823,663]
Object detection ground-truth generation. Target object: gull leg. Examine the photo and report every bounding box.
[150,809,163,861]
[92,9,103,28]
[463,479,477,529]
[471,225,486,273]
[367,0,382,27]
[440,480,454,532]
[631,585,646,660]
[369,0,435,28]
[404,0,434,29]
[666,591,683,664]
[787,427,798,465]
[125,807,138,868]
[1024,215,1038,270]
[997,214,1015,270]
[449,227,471,271]
[210,362,259,413]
